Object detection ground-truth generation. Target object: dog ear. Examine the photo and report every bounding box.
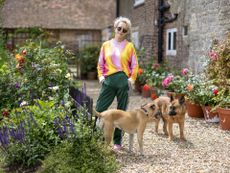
[170,94,174,102]
[179,96,185,105]
[150,104,156,110]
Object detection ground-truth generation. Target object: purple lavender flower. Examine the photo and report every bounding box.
[15,82,20,89]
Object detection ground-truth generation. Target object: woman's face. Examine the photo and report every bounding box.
[114,21,128,40]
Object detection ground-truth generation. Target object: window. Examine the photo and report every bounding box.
[134,0,145,7]
[166,28,177,56]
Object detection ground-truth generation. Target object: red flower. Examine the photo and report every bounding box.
[213,89,218,95]
[2,109,9,117]
[22,49,27,55]
[143,84,150,91]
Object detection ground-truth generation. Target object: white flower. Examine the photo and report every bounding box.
[20,101,28,107]
[65,73,71,79]
[48,86,59,91]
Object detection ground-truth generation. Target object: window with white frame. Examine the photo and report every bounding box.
[166,28,177,56]
[134,0,145,7]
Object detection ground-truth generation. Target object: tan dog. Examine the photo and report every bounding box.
[94,102,161,155]
[154,96,186,141]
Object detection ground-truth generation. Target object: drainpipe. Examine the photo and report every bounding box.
[116,0,120,17]
[157,0,178,64]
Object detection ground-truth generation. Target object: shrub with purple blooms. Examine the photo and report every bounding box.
[0,100,89,167]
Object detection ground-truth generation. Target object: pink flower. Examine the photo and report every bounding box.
[162,75,174,88]
[152,63,160,69]
[181,68,189,75]
[213,89,218,95]
[208,50,219,61]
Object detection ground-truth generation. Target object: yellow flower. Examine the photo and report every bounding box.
[15,54,23,61]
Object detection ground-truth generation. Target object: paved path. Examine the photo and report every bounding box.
[82,80,230,173]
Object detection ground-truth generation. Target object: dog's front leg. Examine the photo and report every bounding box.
[167,122,173,140]
[129,134,134,152]
[137,125,146,155]
[179,121,186,141]
[162,117,168,136]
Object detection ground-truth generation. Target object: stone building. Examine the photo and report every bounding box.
[117,0,230,72]
[1,0,116,52]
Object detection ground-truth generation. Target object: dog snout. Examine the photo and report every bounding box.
[169,110,177,116]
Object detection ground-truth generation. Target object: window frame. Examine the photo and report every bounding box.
[134,0,145,7]
[166,28,177,56]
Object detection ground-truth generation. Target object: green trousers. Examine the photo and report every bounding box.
[96,72,129,145]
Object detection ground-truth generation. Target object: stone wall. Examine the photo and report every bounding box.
[168,0,230,73]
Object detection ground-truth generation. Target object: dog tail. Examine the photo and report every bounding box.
[93,109,102,118]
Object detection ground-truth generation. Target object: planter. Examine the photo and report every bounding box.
[134,81,143,93]
[150,87,158,100]
[185,101,204,118]
[217,107,230,130]
[141,86,151,98]
[201,105,219,123]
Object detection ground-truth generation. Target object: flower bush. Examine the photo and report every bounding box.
[162,68,189,94]
[0,40,79,113]
[184,73,204,104]
[144,62,169,89]
[205,33,230,108]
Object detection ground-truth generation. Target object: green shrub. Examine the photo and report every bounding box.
[40,130,119,173]
[0,100,72,166]
[79,45,100,76]
[0,40,80,112]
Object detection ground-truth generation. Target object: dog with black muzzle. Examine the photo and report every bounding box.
[94,102,161,155]
[154,95,186,141]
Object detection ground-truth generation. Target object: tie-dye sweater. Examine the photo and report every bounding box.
[97,39,139,81]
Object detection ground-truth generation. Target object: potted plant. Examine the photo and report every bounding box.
[204,33,230,130]
[198,81,219,123]
[184,73,204,118]
[79,45,100,79]
[162,68,189,98]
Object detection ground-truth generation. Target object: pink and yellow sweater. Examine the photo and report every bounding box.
[97,39,139,81]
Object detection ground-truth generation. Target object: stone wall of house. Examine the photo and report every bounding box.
[168,0,230,73]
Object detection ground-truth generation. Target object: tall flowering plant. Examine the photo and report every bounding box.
[205,33,230,108]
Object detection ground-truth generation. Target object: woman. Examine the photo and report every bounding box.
[95,16,139,150]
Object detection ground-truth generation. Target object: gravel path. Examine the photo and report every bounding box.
[84,80,230,173]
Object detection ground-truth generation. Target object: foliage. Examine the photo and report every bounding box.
[204,33,230,108]
[79,44,100,75]
[184,73,204,104]
[0,100,72,166]
[162,68,190,94]
[197,80,219,106]
[0,40,80,112]
[40,129,118,173]
[136,60,169,88]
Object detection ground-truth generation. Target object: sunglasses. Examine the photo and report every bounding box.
[117,27,128,34]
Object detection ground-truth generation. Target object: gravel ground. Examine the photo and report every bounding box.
[84,80,230,173]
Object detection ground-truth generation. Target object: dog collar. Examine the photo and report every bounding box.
[141,107,149,116]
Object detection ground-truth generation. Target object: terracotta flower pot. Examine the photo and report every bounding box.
[185,101,204,118]
[201,105,219,123]
[217,107,230,130]
[150,87,158,100]
[141,86,151,98]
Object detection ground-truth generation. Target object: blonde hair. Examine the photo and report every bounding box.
[114,16,132,34]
